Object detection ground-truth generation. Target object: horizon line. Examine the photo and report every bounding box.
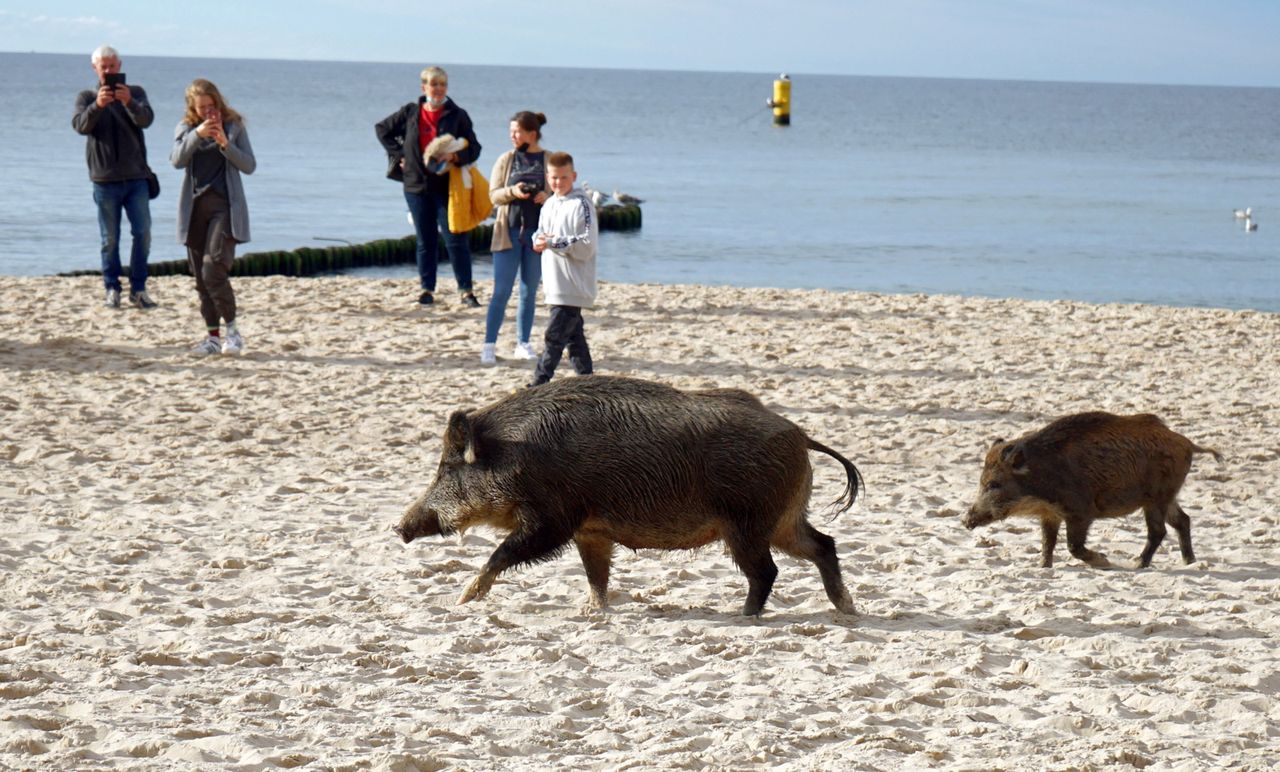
[3,48,1276,91]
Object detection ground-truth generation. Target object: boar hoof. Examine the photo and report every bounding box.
[458,575,494,604]
[833,594,857,616]
[1086,553,1114,569]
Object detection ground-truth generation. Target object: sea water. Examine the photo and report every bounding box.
[3,52,1277,310]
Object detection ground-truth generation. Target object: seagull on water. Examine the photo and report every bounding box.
[1245,218,1258,232]
[582,183,612,208]
[613,189,644,205]
[1233,207,1252,219]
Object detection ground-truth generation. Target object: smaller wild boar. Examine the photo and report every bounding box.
[393,375,864,616]
[963,412,1220,569]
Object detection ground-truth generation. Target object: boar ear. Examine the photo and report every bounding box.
[443,410,480,464]
[1006,443,1029,474]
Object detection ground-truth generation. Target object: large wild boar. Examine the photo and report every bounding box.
[963,412,1220,569]
[393,375,864,616]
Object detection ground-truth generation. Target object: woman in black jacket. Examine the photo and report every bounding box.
[375,66,482,307]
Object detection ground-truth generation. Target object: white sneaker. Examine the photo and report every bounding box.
[190,336,221,356]
[222,329,245,355]
[480,342,497,365]
[104,288,121,308]
[513,341,538,360]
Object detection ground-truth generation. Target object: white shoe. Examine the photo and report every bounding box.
[190,336,221,356]
[222,329,245,355]
[104,288,121,308]
[513,341,538,360]
[480,343,497,365]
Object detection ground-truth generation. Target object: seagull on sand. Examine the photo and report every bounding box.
[1233,207,1252,219]
[613,189,644,205]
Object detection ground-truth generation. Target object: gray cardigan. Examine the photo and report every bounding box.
[170,120,256,244]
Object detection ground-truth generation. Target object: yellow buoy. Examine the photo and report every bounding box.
[768,73,791,126]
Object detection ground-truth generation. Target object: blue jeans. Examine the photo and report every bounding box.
[485,225,542,344]
[93,178,151,292]
[404,188,472,293]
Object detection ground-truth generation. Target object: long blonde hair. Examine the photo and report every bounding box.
[182,78,243,126]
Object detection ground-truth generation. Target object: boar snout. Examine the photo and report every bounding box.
[394,498,444,544]
[962,508,992,530]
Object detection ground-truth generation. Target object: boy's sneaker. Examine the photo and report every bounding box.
[190,336,221,356]
[222,329,245,355]
[104,288,121,308]
[418,291,434,306]
[513,341,538,360]
[480,343,497,365]
[460,291,481,308]
[129,290,157,309]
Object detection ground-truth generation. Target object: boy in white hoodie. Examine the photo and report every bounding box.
[530,151,597,386]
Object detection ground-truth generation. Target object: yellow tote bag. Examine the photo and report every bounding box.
[447,164,493,234]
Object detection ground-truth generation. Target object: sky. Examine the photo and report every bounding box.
[3,0,1279,87]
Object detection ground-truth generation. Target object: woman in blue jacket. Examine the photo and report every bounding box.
[375,66,483,307]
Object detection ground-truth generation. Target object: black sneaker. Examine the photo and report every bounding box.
[418,291,434,306]
[129,290,157,309]
[460,291,480,308]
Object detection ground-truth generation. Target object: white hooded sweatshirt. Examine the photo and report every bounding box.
[535,188,598,308]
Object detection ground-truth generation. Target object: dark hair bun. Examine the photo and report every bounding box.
[535,112,547,126]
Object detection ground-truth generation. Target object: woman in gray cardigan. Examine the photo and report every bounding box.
[170,78,256,356]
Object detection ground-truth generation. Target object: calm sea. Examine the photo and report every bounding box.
[4,52,1278,311]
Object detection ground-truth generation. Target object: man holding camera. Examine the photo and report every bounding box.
[72,45,157,309]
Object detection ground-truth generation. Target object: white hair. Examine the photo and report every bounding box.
[91,45,119,63]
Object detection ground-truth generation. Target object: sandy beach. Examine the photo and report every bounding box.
[1,274,1277,770]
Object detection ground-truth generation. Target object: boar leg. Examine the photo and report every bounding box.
[1137,505,1170,568]
[458,519,573,604]
[1064,518,1112,569]
[1166,503,1195,564]
[724,529,779,616]
[573,535,615,608]
[1039,518,1060,568]
[772,521,854,614]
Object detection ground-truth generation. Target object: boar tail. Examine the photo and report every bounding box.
[1191,443,1223,463]
[807,439,863,513]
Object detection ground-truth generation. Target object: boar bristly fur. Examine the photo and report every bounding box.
[394,376,864,616]
[963,411,1220,569]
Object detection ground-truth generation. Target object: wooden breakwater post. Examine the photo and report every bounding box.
[57,205,642,279]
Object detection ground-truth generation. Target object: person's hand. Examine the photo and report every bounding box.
[113,85,131,106]
[532,234,548,253]
[96,85,116,108]
[513,184,532,200]
[196,116,223,142]
[532,191,548,205]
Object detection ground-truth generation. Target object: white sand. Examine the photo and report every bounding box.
[1,275,1277,770]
